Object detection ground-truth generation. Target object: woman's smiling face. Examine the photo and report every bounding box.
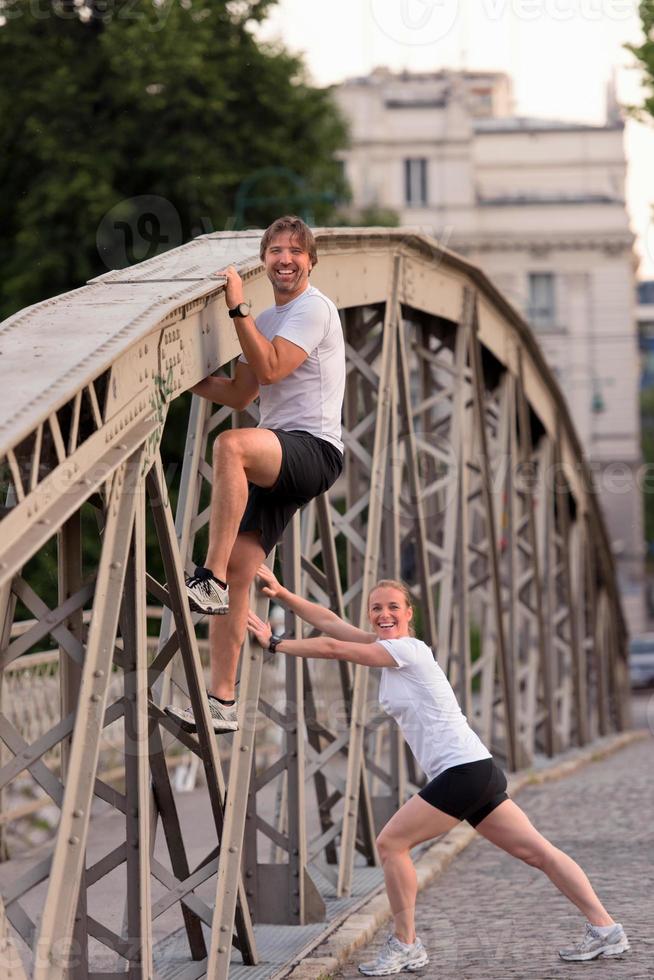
[368,586,413,639]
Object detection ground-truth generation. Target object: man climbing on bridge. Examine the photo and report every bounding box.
[165,216,345,734]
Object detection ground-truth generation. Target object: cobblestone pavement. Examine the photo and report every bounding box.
[335,737,654,980]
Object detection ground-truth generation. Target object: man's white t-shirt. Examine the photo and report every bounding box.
[378,637,491,780]
[240,284,345,453]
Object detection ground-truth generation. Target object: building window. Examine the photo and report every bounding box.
[527,272,556,328]
[404,158,427,207]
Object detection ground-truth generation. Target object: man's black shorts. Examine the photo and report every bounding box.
[418,757,509,827]
[239,429,343,556]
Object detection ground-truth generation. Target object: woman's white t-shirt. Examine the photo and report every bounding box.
[378,637,491,780]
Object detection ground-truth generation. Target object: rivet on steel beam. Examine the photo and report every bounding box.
[240,745,248,752]
[220,926,228,932]
[91,694,100,702]
[110,561,122,568]
[73,809,84,818]
[94,669,104,678]
[218,946,227,954]
[68,836,79,845]
[228,846,237,853]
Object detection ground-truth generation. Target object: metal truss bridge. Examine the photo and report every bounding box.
[0,229,629,978]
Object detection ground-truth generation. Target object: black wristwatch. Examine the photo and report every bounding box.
[228,301,251,319]
[268,632,285,654]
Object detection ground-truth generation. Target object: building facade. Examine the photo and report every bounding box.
[333,68,645,632]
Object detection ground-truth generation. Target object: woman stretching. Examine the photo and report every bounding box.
[247,567,629,976]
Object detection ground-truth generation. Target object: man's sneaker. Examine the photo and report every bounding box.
[358,934,428,976]
[558,923,630,961]
[185,566,229,615]
[164,693,238,734]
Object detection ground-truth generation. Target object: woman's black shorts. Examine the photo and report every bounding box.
[418,758,508,827]
[239,429,343,556]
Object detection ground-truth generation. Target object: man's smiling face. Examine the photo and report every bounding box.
[264,230,313,304]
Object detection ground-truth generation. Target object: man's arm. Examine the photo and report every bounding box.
[191,360,259,410]
[233,318,308,385]
[218,265,309,385]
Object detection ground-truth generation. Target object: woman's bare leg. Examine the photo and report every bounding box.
[476,800,613,925]
[375,795,459,943]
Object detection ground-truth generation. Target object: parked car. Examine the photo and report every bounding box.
[628,634,654,689]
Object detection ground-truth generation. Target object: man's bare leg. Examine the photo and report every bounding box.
[204,428,282,582]
[208,531,266,701]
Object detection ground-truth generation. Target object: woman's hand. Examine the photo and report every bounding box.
[255,563,284,600]
[247,610,273,649]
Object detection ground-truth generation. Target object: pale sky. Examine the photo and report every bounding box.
[256,0,654,279]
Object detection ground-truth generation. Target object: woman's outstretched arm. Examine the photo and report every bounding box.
[255,564,376,643]
[247,611,395,667]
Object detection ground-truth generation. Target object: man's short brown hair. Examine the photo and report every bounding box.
[260,215,318,268]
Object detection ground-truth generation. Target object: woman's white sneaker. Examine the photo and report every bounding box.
[185,566,229,615]
[358,934,429,976]
[558,923,629,961]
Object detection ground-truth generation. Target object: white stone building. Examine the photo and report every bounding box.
[333,68,645,632]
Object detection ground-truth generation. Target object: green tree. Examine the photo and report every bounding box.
[0,0,349,319]
[626,2,654,123]
[627,2,654,566]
